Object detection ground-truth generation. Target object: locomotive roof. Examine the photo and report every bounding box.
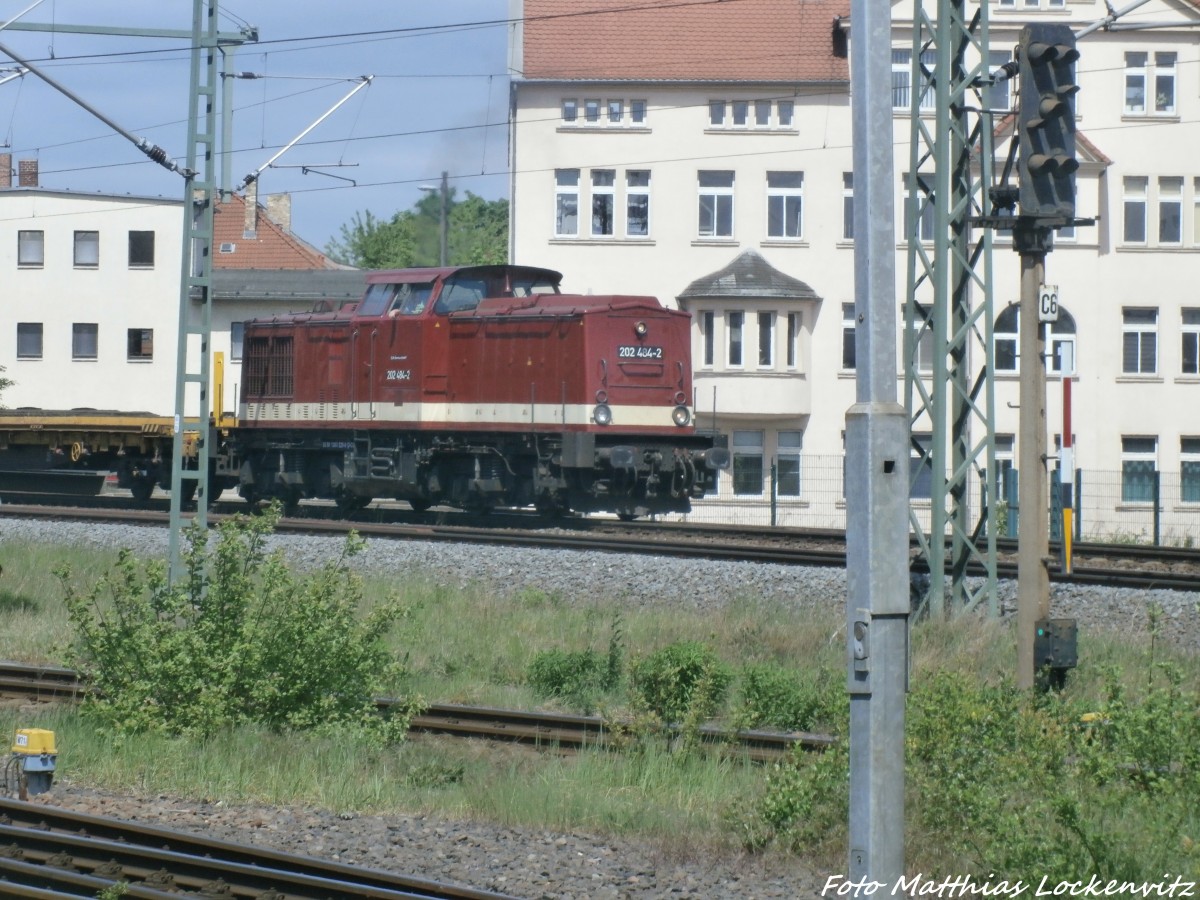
[470,293,678,317]
[366,263,563,285]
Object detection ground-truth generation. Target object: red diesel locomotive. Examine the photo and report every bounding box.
[231,263,729,518]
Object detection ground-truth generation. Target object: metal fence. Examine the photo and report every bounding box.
[677,455,1200,547]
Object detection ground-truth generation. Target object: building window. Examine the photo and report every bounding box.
[701,311,715,367]
[903,174,935,241]
[892,49,935,111]
[1158,177,1183,244]
[1194,177,1200,246]
[1122,176,1148,244]
[842,173,854,240]
[995,304,1019,372]
[16,323,42,359]
[17,230,44,267]
[1125,52,1148,114]
[606,99,623,123]
[777,430,803,497]
[842,303,857,370]
[1182,309,1200,376]
[630,99,647,123]
[777,99,794,127]
[766,171,803,239]
[698,170,734,238]
[561,99,578,122]
[1182,438,1200,503]
[1125,52,1176,116]
[73,231,99,267]
[731,100,749,126]
[757,312,774,367]
[995,434,1015,504]
[732,429,764,496]
[584,99,601,123]
[708,100,726,126]
[1122,308,1158,375]
[128,230,155,267]
[908,304,934,373]
[591,169,615,237]
[72,323,98,360]
[985,49,1013,112]
[787,312,801,369]
[1154,52,1176,114]
[626,170,650,237]
[755,100,771,126]
[554,169,579,237]
[127,328,153,360]
[231,322,245,362]
[910,433,933,499]
[1121,436,1157,502]
[727,310,744,367]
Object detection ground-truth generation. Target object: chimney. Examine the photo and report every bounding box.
[266,193,292,233]
[18,158,38,187]
[0,154,11,189]
[243,180,258,237]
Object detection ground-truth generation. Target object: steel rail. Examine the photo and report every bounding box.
[0,664,830,761]
[0,798,513,899]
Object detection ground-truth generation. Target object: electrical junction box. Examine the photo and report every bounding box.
[12,728,56,757]
[1035,618,1078,669]
[11,728,57,795]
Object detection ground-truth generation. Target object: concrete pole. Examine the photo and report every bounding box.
[1017,246,1050,689]
[845,0,910,887]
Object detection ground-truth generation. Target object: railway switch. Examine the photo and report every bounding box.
[10,728,56,795]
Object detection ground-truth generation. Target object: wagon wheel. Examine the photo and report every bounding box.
[334,488,371,518]
[129,476,156,503]
[616,510,639,523]
[407,498,432,513]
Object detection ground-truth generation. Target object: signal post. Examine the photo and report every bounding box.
[1008,24,1081,689]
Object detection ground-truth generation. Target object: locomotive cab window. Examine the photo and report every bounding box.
[435,277,487,314]
[511,275,560,296]
[389,282,434,316]
[358,283,398,317]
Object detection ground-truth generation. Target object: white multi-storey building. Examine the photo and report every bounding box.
[508,0,1200,537]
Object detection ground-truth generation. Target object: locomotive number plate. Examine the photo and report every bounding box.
[386,369,412,381]
[617,345,663,360]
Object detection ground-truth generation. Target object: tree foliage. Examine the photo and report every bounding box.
[325,190,508,268]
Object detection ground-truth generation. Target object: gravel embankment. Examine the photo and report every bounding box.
[7,517,1199,898]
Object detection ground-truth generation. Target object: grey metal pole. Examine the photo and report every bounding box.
[1016,242,1049,689]
[845,0,909,888]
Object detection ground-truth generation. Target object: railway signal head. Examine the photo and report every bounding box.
[1017,23,1079,221]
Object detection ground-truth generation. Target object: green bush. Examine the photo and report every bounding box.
[526,616,624,713]
[735,665,1200,877]
[59,506,421,742]
[629,641,732,725]
[737,663,845,732]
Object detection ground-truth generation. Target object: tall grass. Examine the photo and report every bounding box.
[2,536,1197,874]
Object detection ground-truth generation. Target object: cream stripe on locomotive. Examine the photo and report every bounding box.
[241,401,686,429]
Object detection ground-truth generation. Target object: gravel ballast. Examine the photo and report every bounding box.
[7,517,1199,898]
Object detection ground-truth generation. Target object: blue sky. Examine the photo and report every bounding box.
[0,1,512,252]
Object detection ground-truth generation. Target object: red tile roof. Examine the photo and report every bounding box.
[212,193,343,270]
[521,0,849,83]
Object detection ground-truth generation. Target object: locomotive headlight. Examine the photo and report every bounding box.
[672,405,691,427]
[634,321,648,337]
[593,403,613,426]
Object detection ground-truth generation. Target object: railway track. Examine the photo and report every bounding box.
[0,797,511,899]
[3,501,1200,592]
[0,663,826,762]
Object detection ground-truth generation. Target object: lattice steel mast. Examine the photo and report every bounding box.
[904,0,998,617]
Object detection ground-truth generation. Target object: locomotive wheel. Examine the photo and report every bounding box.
[179,479,199,503]
[617,511,638,522]
[408,498,432,513]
